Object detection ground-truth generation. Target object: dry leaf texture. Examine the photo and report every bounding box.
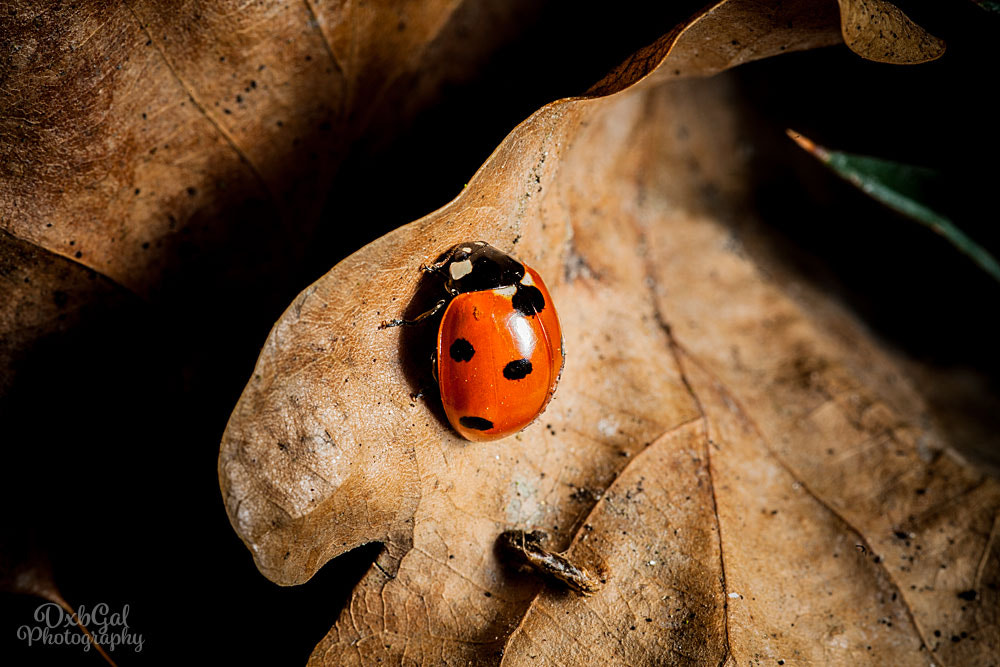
[0,0,536,296]
[219,1,997,664]
[837,0,946,64]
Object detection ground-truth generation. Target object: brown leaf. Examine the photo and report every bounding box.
[0,0,538,295]
[837,0,946,64]
[0,3,585,661]
[221,1,998,664]
[0,230,129,398]
[1,530,117,666]
[220,0,844,585]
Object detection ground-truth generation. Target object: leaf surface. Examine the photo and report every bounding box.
[218,1,999,664]
[0,0,538,295]
[837,0,946,64]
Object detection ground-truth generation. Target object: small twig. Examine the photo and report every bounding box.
[497,529,607,595]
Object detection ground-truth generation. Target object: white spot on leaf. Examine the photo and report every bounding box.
[597,417,619,438]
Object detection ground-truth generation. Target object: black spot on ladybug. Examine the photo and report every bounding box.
[460,416,493,431]
[512,285,545,317]
[449,338,475,362]
[503,359,533,380]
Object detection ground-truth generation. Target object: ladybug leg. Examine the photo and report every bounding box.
[405,354,436,403]
[378,299,447,329]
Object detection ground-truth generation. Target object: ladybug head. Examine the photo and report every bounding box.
[438,241,525,295]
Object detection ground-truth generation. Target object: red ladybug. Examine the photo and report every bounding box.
[388,242,564,441]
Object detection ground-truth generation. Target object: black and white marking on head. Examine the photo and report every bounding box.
[459,416,494,431]
[440,242,524,295]
[493,285,517,297]
[449,338,475,362]
[449,258,473,280]
[503,358,533,380]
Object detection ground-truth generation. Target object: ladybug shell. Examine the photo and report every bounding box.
[436,265,563,441]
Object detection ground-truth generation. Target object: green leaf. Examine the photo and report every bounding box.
[972,0,1000,15]
[788,130,1000,283]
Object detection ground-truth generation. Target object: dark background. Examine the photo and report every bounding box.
[2,0,997,663]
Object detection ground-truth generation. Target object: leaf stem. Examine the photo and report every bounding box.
[787,130,1000,283]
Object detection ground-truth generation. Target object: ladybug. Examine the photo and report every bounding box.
[387,242,564,441]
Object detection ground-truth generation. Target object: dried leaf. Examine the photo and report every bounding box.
[0,0,538,295]
[0,0,988,663]
[0,230,129,398]
[0,3,551,661]
[219,1,998,664]
[837,0,946,64]
[0,531,117,666]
